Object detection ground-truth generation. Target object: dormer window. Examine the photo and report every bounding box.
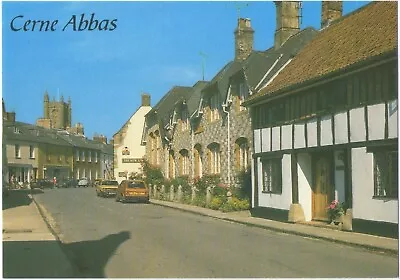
[209,94,220,122]
[181,107,189,131]
[239,83,249,111]
[14,127,20,134]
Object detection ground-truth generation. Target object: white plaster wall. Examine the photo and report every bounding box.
[350,107,366,143]
[320,115,333,146]
[294,123,306,149]
[254,129,261,153]
[352,147,398,223]
[334,111,348,144]
[272,127,280,151]
[368,104,385,141]
[261,128,271,152]
[258,154,292,210]
[334,150,346,203]
[281,124,292,150]
[307,118,318,147]
[114,106,152,183]
[297,153,312,221]
[388,99,398,139]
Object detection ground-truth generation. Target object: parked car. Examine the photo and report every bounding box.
[31,179,54,189]
[115,180,149,203]
[96,180,119,197]
[78,178,89,188]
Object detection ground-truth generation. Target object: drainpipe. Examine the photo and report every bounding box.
[223,85,232,187]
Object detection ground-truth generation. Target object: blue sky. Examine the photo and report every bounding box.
[2,1,369,141]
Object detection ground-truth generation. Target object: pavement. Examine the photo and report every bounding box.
[149,199,399,256]
[2,189,76,278]
[2,190,398,278]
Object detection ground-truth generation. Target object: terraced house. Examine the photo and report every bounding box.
[144,2,318,186]
[245,1,398,237]
[4,121,73,183]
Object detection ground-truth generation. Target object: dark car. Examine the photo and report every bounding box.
[31,179,54,189]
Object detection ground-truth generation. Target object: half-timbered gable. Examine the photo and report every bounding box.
[245,1,398,237]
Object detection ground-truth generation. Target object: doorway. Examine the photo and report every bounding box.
[312,153,333,221]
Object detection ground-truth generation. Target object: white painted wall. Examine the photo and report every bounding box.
[114,105,152,183]
[281,124,292,150]
[261,128,270,152]
[368,104,385,141]
[388,99,398,139]
[272,127,280,151]
[294,123,305,149]
[307,118,318,147]
[254,129,261,153]
[320,115,333,146]
[334,111,348,144]
[334,150,346,203]
[350,107,366,142]
[352,147,398,224]
[257,154,292,210]
[297,153,312,221]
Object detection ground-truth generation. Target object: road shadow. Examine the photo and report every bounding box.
[61,231,131,278]
[3,239,74,278]
[2,189,43,210]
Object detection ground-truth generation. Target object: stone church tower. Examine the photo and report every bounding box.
[37,91,72,130]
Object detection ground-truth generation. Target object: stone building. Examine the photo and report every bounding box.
[144,7,317,186]
[113,94,152,183]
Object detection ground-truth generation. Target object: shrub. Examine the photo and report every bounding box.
[192,194,206,207]
[142,160,163,186]
[193,175,221,195]
[171,176,191,194]
[234,168,252,200]
[220,197,250,212]
[209,197,224,210]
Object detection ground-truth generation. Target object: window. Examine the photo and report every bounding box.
[95,152,98,163]
[239,83,249,111]
[208,143,221,174]
[262,157,282,193]
[209,94,220,122]
[15,144,21,158]
[76,150,80,161]
[82,151,85,161]
[374,151,398,198]
[179,150,189,176]
[88,151,92,162]
[29,145,35,159]
[235,138,249,171]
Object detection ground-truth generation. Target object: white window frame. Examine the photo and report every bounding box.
[15,144,21,158]
[29,145,35,159]
[239,142,249,170]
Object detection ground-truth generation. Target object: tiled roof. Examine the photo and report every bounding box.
[249,1,398,103]
[187,81,209,116]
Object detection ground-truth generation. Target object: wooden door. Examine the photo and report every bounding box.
[312,155,332,221]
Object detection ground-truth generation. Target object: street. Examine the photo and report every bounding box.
[32,188,398,278]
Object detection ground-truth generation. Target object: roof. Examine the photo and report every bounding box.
[202,60,243,100]
[145,86,192,122]
[4,121,72,146]
[241,27,318,92]
[187,81,209,116]
[248,1,398,103]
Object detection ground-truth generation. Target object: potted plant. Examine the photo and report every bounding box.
[327,200,345,224]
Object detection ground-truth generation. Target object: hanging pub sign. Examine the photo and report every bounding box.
[122,147,130,155]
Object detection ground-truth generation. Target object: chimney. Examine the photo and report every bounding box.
[274,1,300,50]
[93,135,108,144]
[141,93,151,107]
[321,1,343,29]
[234,18,254,61]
